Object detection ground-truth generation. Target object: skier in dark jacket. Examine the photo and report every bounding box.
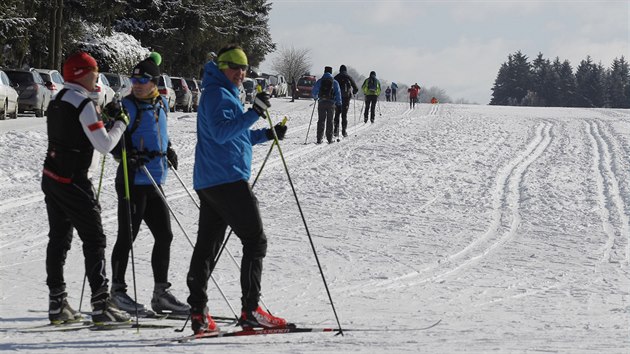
[312,66,342,143]
[42,52,130,324]
[187,44,288,335]
[109,54,190,317]
[333,64,358,138]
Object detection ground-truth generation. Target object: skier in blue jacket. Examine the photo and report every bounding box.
[311,66,342,143]
[187,44,288,335]
[109,54,190,317]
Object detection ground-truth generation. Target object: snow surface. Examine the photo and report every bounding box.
[1,99,629,353]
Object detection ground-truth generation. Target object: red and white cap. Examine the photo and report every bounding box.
[63,52,98,81]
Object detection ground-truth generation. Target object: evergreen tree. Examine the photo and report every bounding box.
[606,57,630,108]
[553,58,577,107]
[575,56,606,107]
[531,53,559,106]
[490,51,532,105]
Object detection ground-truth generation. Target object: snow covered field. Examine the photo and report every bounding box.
[1,99,629,353]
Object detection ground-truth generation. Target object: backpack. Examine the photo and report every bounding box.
[318,77,334,100]
[367,77,377,91]
[338,75,353,98]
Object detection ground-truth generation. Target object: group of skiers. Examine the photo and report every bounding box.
[42,45,287,335]
[311,67,434,143]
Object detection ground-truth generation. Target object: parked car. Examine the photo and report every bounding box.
[269,74,288,97]
[34,68,65,99]
[102,72,132,99]
[0,70,19,119]
[243,78,255,103]
[185,78,201,112]
[171,76,193,112]
[157,74,176,112]
[4,69,51,117]
[89,73,115,109]
[296,75,317,99]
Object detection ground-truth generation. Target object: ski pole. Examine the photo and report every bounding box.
[377,99,382,117]
[353,96,356,126]
[78,154,107,314]
[263,108,344,336]
[304,99,317,144]
[140,165,239,320]
[360,99,365,123]
[120,133,141,330]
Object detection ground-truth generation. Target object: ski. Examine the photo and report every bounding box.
[171,319,441,343]
[16,321,176,333]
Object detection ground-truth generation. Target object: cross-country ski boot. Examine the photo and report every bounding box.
[110,283,155,317]
[238,306,290,329]
[91,289,131,324]
[151,282,190,316]
[48,289,82,324]
[190,306,218,335]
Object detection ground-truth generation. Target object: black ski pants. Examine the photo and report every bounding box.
[364,95,378,122]
[187,180,267,312]
[42,175,108,295]
[111,183,174,287]
[392,89,397,101]
[317,100,335,143]
[333,96,351,136]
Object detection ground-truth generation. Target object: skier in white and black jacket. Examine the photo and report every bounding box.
[42,52,131,324]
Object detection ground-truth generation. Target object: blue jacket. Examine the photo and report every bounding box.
[193,61,269,190]
[311,73,342,106]
[119,95,169,185]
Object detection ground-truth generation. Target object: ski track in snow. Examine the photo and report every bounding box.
[1,101,629,353]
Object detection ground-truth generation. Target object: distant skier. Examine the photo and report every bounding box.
[391,82,398,101]
[333,64,358,138]
[361,71,381,123]
[42,52,130,324]
[385,86,391,102]
[408,83,420,109]
[431,96,438,104]
[312,66,342,143]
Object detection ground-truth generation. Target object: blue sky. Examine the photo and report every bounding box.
[259,0,629,104]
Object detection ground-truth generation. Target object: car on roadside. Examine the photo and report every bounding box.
[157,74,176,112]
[34,68,65,99]
[0,70,19,119]
[171,76,193,112]
[269,74,288,97]
[296,75,317,99]
[243,78,255,103]
[4,68,51,117]
[102,72,132,99]
[184,78,201,112]
[89,73,115,109]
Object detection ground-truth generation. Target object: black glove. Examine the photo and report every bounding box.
[126,149,149,170]
[265,123,287,141]
[252,92,271,117]
[103,101,129,126]
[352,88,358,95]
[166,142,178,170]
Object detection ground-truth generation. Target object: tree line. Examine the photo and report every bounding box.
[490,51,629,108]
[0,0,275,78]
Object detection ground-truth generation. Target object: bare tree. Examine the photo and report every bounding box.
[271,45,312,83]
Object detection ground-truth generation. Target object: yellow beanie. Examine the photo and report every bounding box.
[217,48,248,70]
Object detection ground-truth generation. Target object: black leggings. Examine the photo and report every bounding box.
[111,184,173,287]
[187,180,267,311]
[42,176,108,295]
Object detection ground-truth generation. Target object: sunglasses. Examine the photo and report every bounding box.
[131,77,152,84]
[225,62,248,71]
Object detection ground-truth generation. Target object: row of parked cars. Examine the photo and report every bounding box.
[0,67,204,120]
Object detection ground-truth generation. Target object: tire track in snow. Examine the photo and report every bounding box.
[586,120,630,265]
